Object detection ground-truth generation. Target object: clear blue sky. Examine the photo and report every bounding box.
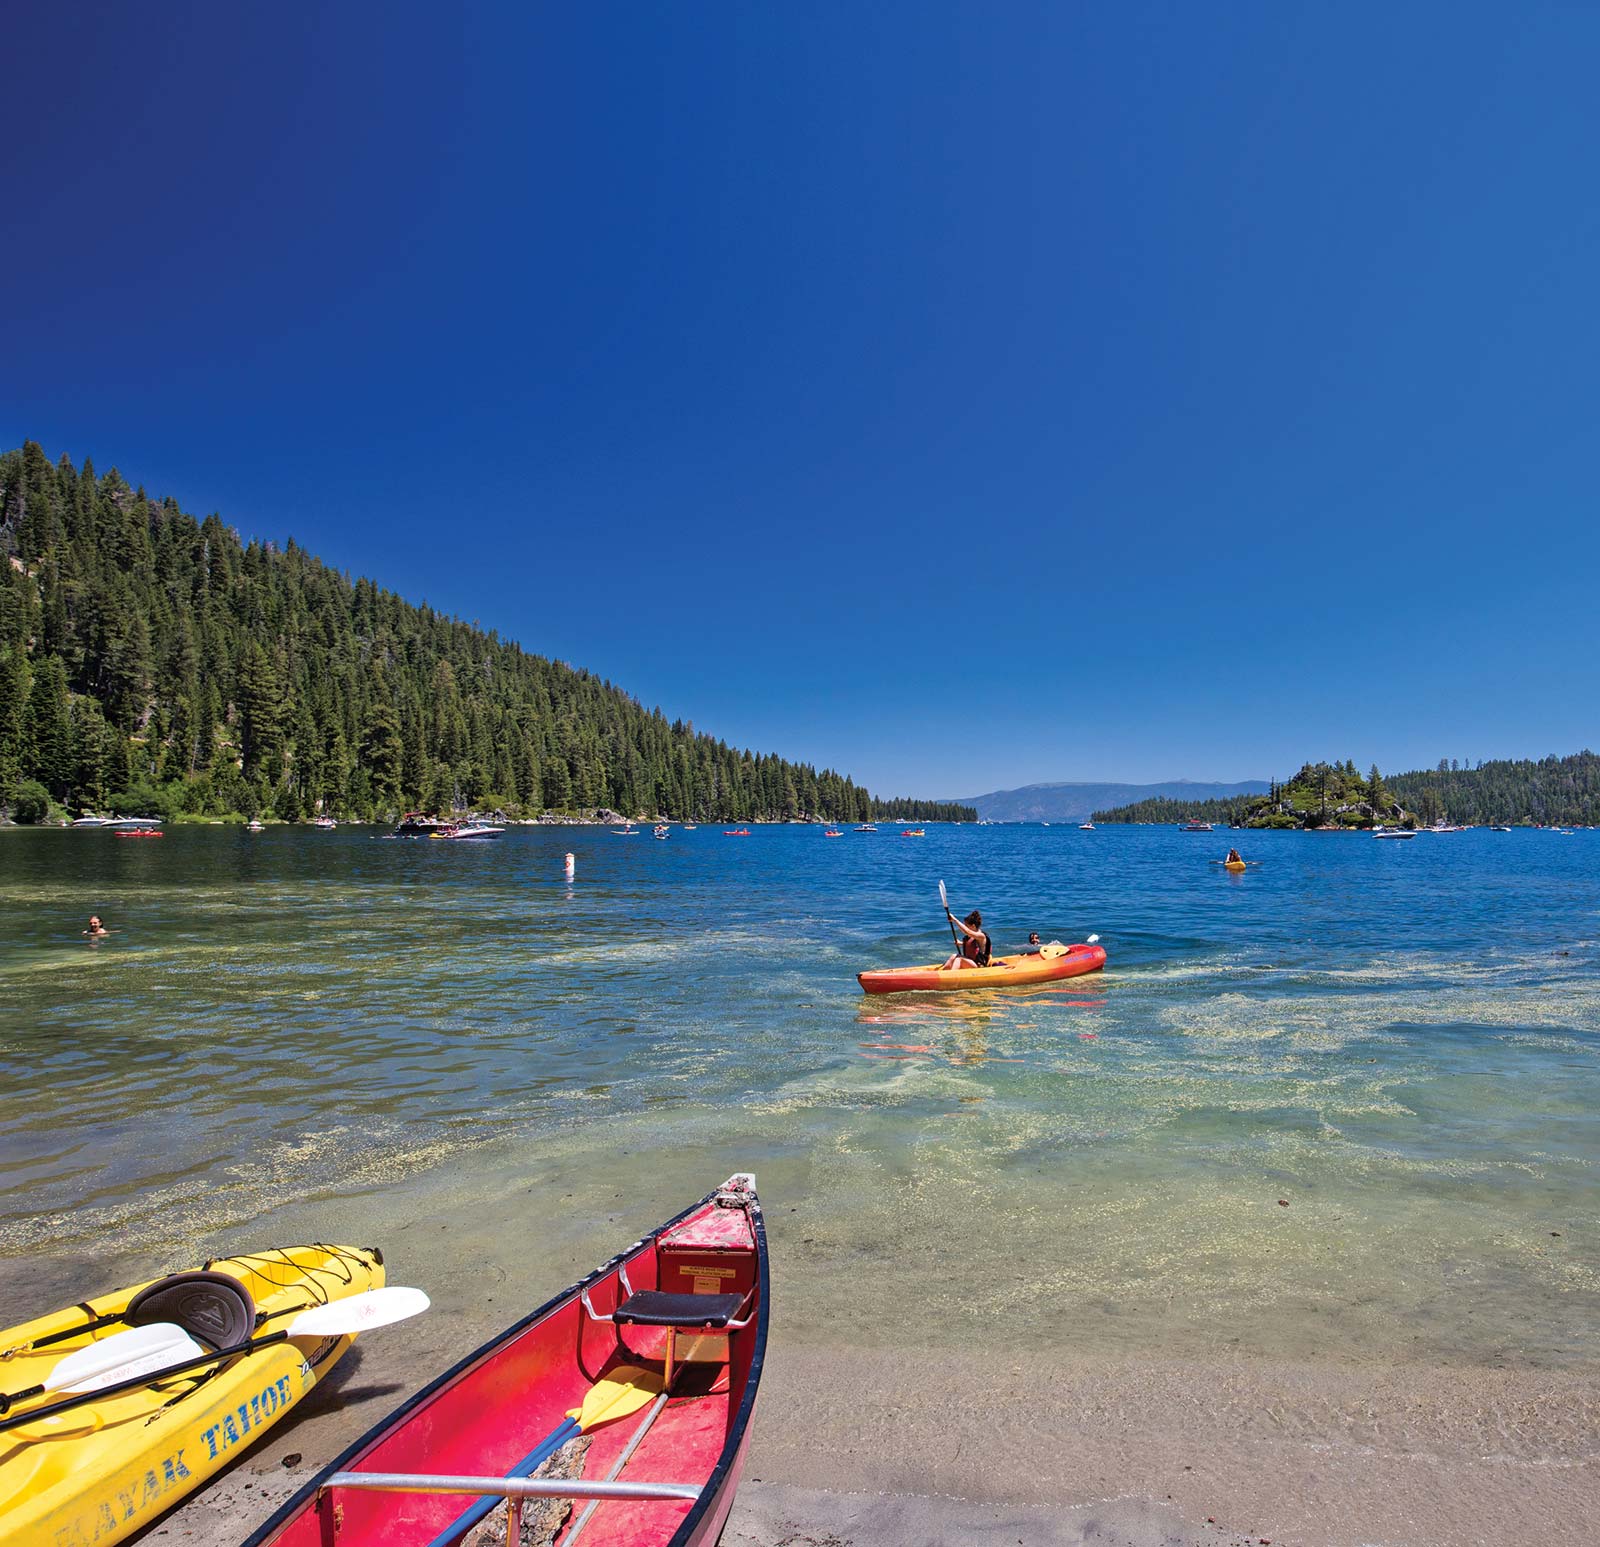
[4,4,1597,797]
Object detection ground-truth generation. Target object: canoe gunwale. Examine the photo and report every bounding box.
[241,1181,770,1547]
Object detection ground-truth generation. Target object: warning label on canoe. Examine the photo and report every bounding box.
[680,1265,737,1294]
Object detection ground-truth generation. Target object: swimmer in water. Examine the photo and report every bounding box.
[83,915,109,938]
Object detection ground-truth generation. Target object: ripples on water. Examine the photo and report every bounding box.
[1,824,1596,1365]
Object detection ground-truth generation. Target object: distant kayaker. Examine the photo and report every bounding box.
[1226,848,1243,865]
[83,915,109,939]
[942,908,992,970]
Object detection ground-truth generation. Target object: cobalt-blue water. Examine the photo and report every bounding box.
[2,823,1596,1366]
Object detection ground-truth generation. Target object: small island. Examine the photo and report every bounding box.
[1095,760,1411,829]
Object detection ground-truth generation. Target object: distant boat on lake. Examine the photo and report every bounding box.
[394,813,449,837]
[1374,827,1415,840]
[1180,819,1213,833]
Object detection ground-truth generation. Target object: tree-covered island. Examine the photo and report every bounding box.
[0,443,974,826]
[1096,751,1600,829]
[1095,761,1408,828]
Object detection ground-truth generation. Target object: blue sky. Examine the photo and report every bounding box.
[4,4,1597,796]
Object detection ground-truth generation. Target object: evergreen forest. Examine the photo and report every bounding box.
[0,443,974,825]
[1095,753,1600,828]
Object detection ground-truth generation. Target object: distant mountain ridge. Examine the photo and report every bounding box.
[957,779,1269,823]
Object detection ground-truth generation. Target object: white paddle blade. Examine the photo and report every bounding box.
[49,1324,206,1393]
[1087,933,1100,944]
[287,1286,430,1338]
[938,879,948,909]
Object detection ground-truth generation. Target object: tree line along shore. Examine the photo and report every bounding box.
[1094,753,1600,829]
[0,443,973,827]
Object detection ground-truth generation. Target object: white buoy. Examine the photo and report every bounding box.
[563,852,575,880]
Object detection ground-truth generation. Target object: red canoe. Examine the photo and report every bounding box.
[857,942,1107,994]
[245,1175,768,1547]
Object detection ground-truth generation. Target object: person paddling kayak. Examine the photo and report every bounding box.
[942,908,992,970]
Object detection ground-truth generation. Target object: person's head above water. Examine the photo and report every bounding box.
[1028,932,1041,945]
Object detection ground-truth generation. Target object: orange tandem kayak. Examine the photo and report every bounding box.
[857,942,1107,994]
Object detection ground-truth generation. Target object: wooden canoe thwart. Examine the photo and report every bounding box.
[245,1175,768,1547]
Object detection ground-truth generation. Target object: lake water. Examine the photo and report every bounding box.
[2,822,1598,1374]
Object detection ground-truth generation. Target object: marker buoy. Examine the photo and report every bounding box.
[563,852,575,879]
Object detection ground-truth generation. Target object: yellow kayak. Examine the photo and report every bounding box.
[0,1244,383,1546]
[1223,860,1247,872]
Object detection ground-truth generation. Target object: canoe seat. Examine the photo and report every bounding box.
[612,1291,745,1329]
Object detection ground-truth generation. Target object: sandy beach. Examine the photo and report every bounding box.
[135,1335,1595,1546]
[80,1139,1592,1547]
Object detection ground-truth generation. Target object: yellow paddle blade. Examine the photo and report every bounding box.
[567,1365,662,1431]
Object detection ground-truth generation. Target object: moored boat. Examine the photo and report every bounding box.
[395,813,450,837]
[1373,826,1415,840]
[70,813,112,828]
[108,816,161,832]
[858,941,1107,994]
[1179,819,1213,833]
[245,1175,768,1547]
[0,1245,387,1547]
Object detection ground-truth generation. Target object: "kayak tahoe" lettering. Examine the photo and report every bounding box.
[200,1374,294,1459]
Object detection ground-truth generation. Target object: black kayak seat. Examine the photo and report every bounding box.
[612,1291,744,1329]
[125,1271,257,1352]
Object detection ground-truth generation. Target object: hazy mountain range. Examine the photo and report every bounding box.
[956,779,1270,823]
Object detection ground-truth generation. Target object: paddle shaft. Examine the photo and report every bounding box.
[13,1295,303,1358]
[420,1418,581,1547]
[939,882,961,953]
[0,1329,294,1431]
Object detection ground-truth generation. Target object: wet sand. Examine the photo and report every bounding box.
[0,1110,1586,1547]
[93,1145,1596,1547]
[136,1337,1596,1546]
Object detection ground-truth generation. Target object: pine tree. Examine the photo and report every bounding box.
[22,655,72,799]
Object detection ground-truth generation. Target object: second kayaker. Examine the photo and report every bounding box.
[942,908,992,970]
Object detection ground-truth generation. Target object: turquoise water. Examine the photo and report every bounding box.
[2,824,1597,1367]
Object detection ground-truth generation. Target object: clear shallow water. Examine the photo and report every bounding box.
[2,824,1597,1368]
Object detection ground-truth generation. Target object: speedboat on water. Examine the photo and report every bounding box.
[1374,826,1415,840]
[108,816,161,832]
[395,812,450,837]
[243,1175,768,1547]
[1180,819,1213,833]
[70,814,112,828]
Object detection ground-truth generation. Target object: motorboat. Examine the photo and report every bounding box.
[1374,827,1415,840]
[395,813,450,837]
[70,814,112,828]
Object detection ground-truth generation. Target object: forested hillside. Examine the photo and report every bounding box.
[1098,752,1600,828]
[0,442,972,823]
[1388,753,1600,827]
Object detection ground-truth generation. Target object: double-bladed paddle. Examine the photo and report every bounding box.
[938,879,961,955]
[0,1286,428,1430]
